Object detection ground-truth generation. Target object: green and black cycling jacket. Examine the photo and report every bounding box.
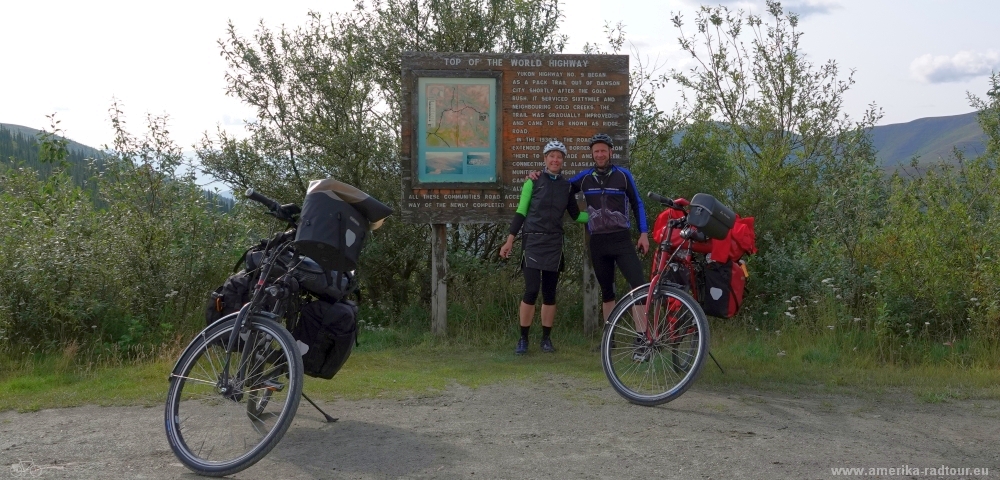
[507,172,588,236]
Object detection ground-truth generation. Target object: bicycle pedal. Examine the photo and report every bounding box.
[261,380,285,392]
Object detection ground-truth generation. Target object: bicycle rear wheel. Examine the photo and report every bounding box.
[601,283,709,406]
[165,314,303,477]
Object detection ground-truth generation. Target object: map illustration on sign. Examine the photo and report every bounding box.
[416,77,497,184]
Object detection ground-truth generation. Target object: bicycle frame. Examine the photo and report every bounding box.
[215,235,304,398]
[641,214,704,346]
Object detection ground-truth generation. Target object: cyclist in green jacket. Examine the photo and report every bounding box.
[500,140,588,355]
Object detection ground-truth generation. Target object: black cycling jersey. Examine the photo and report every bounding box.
[568,165,648,236]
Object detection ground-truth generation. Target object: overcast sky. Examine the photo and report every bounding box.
[2,0,998,149]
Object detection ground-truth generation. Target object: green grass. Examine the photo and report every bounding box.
[3,321,1000,413]
[699,321,1000,399]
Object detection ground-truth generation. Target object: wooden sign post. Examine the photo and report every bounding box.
[400,52,630,335]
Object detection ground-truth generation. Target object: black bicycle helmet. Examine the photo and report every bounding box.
[589,133,614,149]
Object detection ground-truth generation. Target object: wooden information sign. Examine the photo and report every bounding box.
[400,52,630,224]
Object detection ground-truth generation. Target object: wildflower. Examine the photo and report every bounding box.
[785,312,795,318]
[905,323,911,327]
[821,278,834,284]
[970,298,978,302]
[827,325,834,330]
[853,318,861,322]
[924,322,930,326]
[785,300,791,303]
[836,295,842,299]
[763,311,769,315]
[777,350,786,357]
[790,296,801,301]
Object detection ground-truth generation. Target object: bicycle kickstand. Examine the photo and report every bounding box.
[302,392,338,423]
[709,352,725,374]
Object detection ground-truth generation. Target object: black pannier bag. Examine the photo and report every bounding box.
[294,179,394,273]
[688,193,736,240]
[246,249,350,302]
[293,300,358,379]
[662,259,693,290]
[700,259,748,318]
[205,271,253,326]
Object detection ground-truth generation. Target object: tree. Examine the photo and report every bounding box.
[668,0,880,239]
[196,0,568,312]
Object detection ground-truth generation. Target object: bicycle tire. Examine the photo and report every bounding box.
[165,314,303,477]
[601,283,710,406]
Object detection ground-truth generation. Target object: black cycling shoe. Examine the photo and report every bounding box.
[515,337,529,355]
[540,337,556,353]
[632,335,650,362]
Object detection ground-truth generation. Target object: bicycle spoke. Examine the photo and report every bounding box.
[602,286,709,405]
[169,375,219,387]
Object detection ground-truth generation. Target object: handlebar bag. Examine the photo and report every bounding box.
[295,179,394,273]
[688,193,736,240]
[293,299,358,379]
[652,206,713,254]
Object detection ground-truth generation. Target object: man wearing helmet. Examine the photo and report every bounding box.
[500,140,589,355]
[527,133,649,323]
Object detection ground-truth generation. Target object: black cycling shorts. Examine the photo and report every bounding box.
[590,230,645,302]
[523,267,560,306]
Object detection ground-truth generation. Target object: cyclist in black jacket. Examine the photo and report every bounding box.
[501,140,589,355]
[527,133,649,322]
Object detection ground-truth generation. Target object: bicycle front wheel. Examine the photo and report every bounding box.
[601,283,709,406]
[165,314,303,477]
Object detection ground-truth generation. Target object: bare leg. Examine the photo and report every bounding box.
[540,304,556,328]
[605,300,646,336]
[602,301,616,322]
[519,301,535,327]
[633,305,647,336]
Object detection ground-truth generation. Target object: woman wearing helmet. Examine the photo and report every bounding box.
[500,140,588,355]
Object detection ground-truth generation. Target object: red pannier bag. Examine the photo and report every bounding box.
[701,258,748,318]
[701,216,756,318]
[653,202,758,318]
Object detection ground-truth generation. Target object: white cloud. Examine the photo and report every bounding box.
[910,50,1000,84]
[784,1,841,17]
[676,0,840,17]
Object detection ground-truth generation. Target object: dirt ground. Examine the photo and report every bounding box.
[1,378,998,479]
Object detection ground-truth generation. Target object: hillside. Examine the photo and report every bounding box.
[0,122,233,210]
[5,112,989,182]
[1,122,106,160]
[870,111,986,168]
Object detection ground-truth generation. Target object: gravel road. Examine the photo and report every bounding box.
[2,378,998,479]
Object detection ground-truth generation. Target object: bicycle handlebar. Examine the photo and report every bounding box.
[245,188,299,222]
[246,188,280,212]
[647,191,673,207]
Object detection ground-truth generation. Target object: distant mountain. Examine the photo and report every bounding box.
[0,122,104,159]
[1,122,233,210]
[870,112,986,168]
